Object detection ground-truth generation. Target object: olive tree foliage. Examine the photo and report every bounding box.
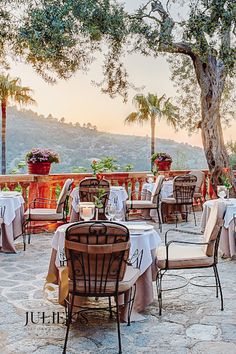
[128,0,236,193]
[1,0,235,191]
[11,0,129,97]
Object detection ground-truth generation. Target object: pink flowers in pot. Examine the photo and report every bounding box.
[26,148,60,164]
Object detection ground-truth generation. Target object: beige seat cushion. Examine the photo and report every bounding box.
[161,197,176,204]
[156,244,214,269]
[69,265,140,294]
[24,208,64,221]
[126,200,157,209]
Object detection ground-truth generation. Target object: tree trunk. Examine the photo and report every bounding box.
[193,56,236,195]
[1,100,7,175]
[150,115,156,170]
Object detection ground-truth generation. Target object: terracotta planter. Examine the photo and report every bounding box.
[27,162,51,175]
[154,160,172,171]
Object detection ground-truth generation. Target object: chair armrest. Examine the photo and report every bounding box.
[165,228,203,245]
[29,198,57,208]
[125,249,143,269]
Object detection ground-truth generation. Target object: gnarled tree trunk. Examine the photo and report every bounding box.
[193,56,236,195]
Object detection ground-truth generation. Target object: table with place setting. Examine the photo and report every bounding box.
[201,198,236,259]
[47,221,161,321]
[0,191,25,253]
[70,185,128,222]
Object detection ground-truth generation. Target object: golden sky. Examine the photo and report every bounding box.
[9,0,235,148]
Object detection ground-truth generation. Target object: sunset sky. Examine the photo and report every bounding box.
[9,1,235,148]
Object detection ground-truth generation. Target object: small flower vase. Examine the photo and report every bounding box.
[95,208,99,220]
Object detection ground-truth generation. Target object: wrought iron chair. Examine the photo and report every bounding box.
[188,170,205,209]
[0,206,5,250]
[156,201,226,315]
[161,174,197,227]
[79,178,110,219]
[126,175,165,231]
[24,178,73,250]
[63,221,141,354]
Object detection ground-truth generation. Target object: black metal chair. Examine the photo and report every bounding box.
[126,175,164,231]
[155,201,226,315]
[24,178,73,250]
[63,221,141,354]
[161,174,197,227]
[79,178,110,219]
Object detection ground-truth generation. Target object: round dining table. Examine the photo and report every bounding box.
[0,191,24,253]
[201,198,236,258]
[47,221,161,321]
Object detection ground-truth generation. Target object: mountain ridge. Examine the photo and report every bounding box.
[3,106,207,173]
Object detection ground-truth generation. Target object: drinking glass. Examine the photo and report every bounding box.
[105,204,117,221]
[114,209,124,222]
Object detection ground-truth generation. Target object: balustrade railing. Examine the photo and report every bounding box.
[1,170,235,212]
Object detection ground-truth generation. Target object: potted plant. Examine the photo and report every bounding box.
[151,152,172,171]
[26,148,60,175]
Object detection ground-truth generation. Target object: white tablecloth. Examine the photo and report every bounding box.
[71,186,128,212]
[51,222,161,275]
[0,192,25,253]
[142,180,173,199]
[0,193,24,225]
[201,198,236,258]
[201,198,236,229]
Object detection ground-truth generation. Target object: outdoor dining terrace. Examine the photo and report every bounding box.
[0,170,236,354]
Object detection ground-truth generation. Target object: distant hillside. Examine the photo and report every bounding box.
[3,107,207,173]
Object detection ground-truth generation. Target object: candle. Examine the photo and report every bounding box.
[79,202,95,221]
[82,207,92,217]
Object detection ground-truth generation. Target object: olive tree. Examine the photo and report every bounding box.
[1,0,235,192]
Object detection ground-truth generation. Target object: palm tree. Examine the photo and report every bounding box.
[0,74,35,174]
[125,93,179,168]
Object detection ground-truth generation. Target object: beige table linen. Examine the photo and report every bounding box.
[201,198,236,258]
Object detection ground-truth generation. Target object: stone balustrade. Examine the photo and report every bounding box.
[0,170,233,212]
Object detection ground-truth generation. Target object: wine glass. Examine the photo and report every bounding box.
[105,204,117,221]
[114,209,124,222]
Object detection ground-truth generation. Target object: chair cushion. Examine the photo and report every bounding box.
[24,208,64,221]
[126,200,157,209]
[69,265,141,294]
[194,192,202,198]
[156,244,214,269]
[161,197,176,204]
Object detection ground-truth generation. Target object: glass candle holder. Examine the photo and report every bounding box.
[79,202,95,221]
[217,185,227,199]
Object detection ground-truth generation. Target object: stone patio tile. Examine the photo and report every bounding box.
[0,212,236,353]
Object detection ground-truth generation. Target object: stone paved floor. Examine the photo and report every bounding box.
[0,212,236,354]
